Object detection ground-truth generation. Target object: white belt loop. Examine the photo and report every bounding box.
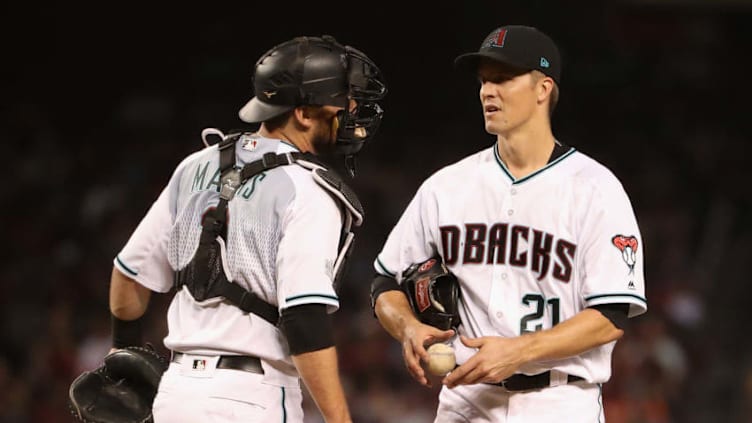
[549,369,569,387]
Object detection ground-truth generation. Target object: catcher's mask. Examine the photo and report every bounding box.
[238,35,387,175]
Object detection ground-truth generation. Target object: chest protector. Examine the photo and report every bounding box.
[174,132,364,326]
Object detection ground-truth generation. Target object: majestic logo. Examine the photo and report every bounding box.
[612,235,638,274]
[415,277,431,312]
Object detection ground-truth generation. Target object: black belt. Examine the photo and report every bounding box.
[489,371,583,392]
[171,352,264,374]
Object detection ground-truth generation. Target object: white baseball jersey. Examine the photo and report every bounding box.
[114,133,343,386]
[374,142,647,383]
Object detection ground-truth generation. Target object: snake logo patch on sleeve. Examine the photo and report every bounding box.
[611,235,638,274]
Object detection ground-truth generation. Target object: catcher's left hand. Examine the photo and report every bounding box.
[68,345,168,423]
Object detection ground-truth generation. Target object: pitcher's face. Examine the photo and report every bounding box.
[477,61,539,136]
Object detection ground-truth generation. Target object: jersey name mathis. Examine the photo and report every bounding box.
[191,161,266,200]
[440,223,576,282]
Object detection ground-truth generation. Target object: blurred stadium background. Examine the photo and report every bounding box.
[3,1,752,422]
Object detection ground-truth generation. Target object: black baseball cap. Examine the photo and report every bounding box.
[454,25,561,84]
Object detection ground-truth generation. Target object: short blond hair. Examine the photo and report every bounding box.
[531,70,559,116]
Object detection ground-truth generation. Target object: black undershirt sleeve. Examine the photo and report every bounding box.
[369,274,402,312]
[589,303,630,330]
[279,304,335,355]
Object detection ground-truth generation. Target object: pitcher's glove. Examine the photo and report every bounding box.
[402,255,461,331]
[68,345,169,423]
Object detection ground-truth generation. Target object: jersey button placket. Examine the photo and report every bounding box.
[495,273,508,320]
[490,183,515,327]
[507,185,516,217]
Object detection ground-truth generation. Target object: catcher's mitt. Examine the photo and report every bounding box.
[68,345,169,423]
[402,255,461,331]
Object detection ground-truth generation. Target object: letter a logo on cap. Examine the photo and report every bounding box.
[494,29,508,47]
[540,57,550,68]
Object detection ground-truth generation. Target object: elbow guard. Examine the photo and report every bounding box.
[279,304,335,355]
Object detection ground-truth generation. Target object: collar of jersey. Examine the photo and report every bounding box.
[493,141,576,185]
[245,134,301,153]
[278,140,300,152]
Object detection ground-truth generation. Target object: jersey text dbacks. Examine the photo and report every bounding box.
[440,222,576,282]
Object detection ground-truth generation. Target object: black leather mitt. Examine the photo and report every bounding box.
[402,255,461,331]
[68,346,168,423]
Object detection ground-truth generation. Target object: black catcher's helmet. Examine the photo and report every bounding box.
[238,35,387,162]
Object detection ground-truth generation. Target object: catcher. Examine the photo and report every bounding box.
[69,34,387,423]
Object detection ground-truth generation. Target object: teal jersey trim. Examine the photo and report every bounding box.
[493,143,576,185]
[585,293,647,305]
[280,140,300,151]
[375,257,396,277]
[115,256,138,277]
[285,293,339,302]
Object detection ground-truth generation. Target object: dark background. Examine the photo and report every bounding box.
[3,1,752,422]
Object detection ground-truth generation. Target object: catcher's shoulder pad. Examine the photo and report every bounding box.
[294,157,364,227]
[402,256,461,331]
[68,346,169,423]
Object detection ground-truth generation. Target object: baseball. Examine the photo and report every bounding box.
[425,343,456,376]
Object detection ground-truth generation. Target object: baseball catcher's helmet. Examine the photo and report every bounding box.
[239,35,387,157]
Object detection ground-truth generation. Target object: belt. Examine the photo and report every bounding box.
[171,352,264,374]
[489,371,583,392]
